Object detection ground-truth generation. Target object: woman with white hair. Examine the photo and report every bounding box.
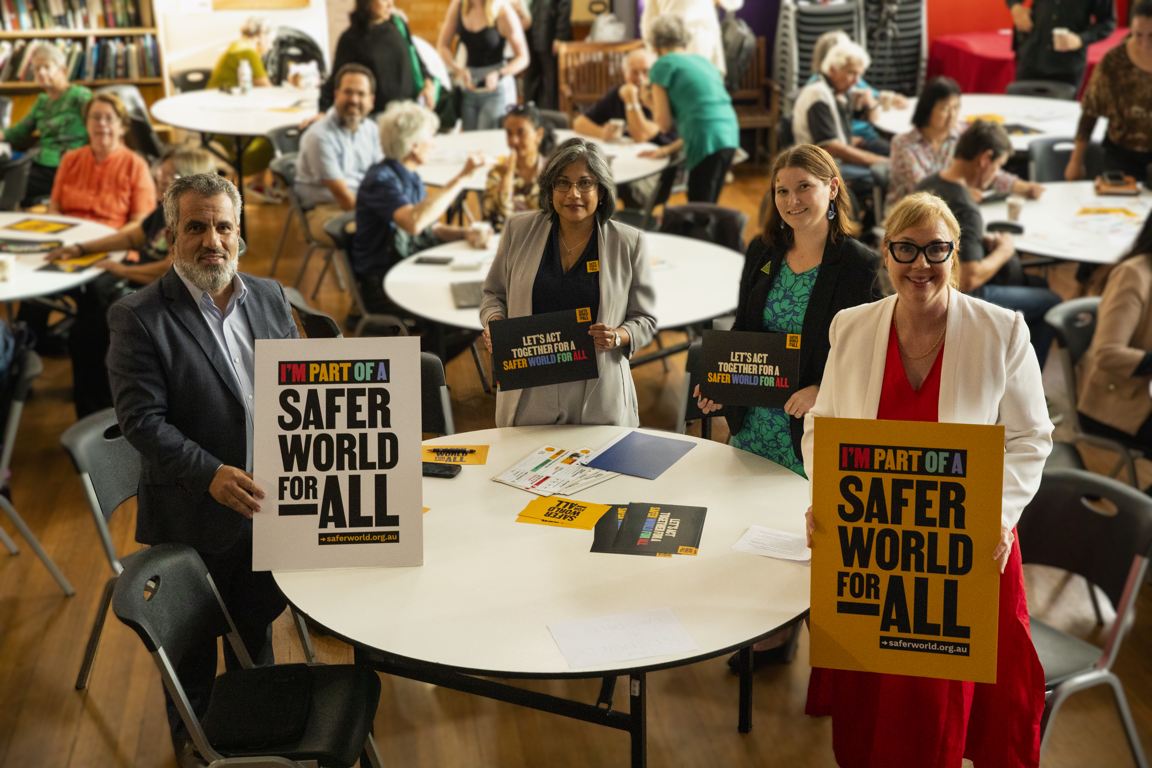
[351,101,492,313]
[640,0,744,75]
[0,42,90,204]
[636,13,739,203]
[792,39,889,202]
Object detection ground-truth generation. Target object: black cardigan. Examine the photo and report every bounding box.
[724,234,882,462]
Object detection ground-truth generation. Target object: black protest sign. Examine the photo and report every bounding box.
[490,308,599,391]
[699,330,801,408]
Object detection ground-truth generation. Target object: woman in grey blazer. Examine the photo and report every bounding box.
[480,138,657,427]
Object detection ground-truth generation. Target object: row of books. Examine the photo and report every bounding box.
[0,34,159,82]
[0,0,153,31]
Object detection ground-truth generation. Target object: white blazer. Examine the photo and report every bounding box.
[801,289,1053,529]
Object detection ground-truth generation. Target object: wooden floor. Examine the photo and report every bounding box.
[0,162,1150,767]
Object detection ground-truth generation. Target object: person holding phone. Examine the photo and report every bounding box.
[436,0,529,130]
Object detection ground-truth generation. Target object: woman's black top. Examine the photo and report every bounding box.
[320,19,422,111]
[531,222,601,319]
[725,234,882,461]
[456,2,505,68]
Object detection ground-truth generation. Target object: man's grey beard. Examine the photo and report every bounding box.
[174,252,238,293]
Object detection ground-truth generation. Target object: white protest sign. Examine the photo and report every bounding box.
[252,337,423,570]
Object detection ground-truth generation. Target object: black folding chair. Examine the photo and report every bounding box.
[659,203,749,254]
[1018,469,1152,767]
[283,286,343,340]
[323,212,410,338]
[0,350,73,595]
[614,156,685,232]
[1028,137,1104,183]
[171,68,212,93]
[112,543,384,768]
[421,352,455,436]
[0,155,33,211]
[60,409,141,690]
[1006,79,1079,100]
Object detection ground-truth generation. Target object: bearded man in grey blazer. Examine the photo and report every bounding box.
[107,173,299,767]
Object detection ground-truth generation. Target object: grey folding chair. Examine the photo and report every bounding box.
[421,352,455,436]
[0,350,73,596]
[1028,137,1104,183]
[61,408,141,690]
[112,543,384,768]
[268,153,335,287]
[1045,297,1144,486]
[95,84,166,162]
[268,125,304,157]
[1018,468,1152,768]
[323,212,410,338]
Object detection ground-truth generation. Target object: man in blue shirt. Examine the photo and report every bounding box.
[296,63,383,245]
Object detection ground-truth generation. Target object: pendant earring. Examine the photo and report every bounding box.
[827,201,836,220]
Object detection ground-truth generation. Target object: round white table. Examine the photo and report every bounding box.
[0,213,122,303]
[979,181,1149,264]
[275,425,811,766]
[149,86,319,237]
[382,231,743,332]
[419,129,670,190]
[872,94,1107,152]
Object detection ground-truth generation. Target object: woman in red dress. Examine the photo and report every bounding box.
[799,192,1053,767]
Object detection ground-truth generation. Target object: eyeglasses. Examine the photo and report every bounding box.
[554,179,598,194]
[888,241,955,264]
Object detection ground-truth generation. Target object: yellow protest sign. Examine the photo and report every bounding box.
[810,418,1004,684]
[516,496,611,530]
[421,445,490,465]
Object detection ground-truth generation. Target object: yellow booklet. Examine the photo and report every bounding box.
[516,496,611,530]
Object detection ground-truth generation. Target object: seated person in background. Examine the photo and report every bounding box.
[296,63,382,246]
[1066,1,1152,182]
[1076,213,1152,457]
[573,47,680,208]
[888,76,1044,206]
[0,43,90,205]
[319,0,443,119]
[352,101,492,313]
[208,17,279,201]
[482,103,556,231]
[46,147,217,418]
[49,92,156,229]
[807,31,908,157]
[1010,0,1115,87]
[792,40,888,203]
[916,120,1060,370]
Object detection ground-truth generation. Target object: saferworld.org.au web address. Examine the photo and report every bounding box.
[878,636,970,656]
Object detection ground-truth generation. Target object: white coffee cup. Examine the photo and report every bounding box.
[468,221,493,249]
[878,90,895,110]
[1053,27,1071,47]
[1007,196,1025,222]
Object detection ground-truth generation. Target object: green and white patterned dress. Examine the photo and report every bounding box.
[731,261,820,478]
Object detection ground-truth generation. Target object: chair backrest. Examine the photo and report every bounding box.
[1044,296,1099,366]
[1029,138,1105,183]
[538,109,570,131]
[96,84,164,161]
[0,349,41,478]
[282,286,344,339]
[269,153,299,189]
[0,95,12,129]
[0,155,33,211]
[324,210,356,253]
[730,37,770,108]
[60,408,141,523]
[1006,79,1078,101]
[1019,468,1152,611]
[677,338,725,434]
[268,125,303,157]
[659,203,749,254]
[420,352,455,436]
[171,69,212,93]
[113,543,235,664]
[556,40,646,118]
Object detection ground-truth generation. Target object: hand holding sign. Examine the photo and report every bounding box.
[211,466,265,518]
[692,384,723,415]
[483,316,502,353]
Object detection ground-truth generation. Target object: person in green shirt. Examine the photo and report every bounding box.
[207,17,280,201]
[639,13,740,204]
[0,43,91,205]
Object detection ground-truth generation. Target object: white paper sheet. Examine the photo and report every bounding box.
[548,607,698,669]
[731,525,811,563]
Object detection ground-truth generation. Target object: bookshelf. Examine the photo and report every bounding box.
[0,0,168,123]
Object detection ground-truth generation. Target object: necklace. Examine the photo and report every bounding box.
[559,228,591,260]
[894,317,947,361]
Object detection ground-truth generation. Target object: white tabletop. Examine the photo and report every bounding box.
[0,213,121,303]
[382,231,742,331]
[872,94,1107,152]
[149,86,319,137]
[418,129,670,190]
[979,181,1149,264]
[275,425,811,677]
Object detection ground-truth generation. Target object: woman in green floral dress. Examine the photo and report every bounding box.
[696,144,880,666]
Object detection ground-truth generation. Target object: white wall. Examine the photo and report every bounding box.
[155,0,331,75]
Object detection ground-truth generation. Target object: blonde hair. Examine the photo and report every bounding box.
[465,0,502,27]
[883,192,962,289]
[761,144,855,248]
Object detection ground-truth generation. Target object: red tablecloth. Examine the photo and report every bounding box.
[926,27,1129,96]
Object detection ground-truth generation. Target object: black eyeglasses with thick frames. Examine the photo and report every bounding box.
[887,240,955,264]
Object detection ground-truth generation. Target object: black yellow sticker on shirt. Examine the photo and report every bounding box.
[587,260,599,273]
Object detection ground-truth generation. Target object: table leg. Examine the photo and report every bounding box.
[738,645,753,733]
[596,675,616,709]
[629,673,647,768]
